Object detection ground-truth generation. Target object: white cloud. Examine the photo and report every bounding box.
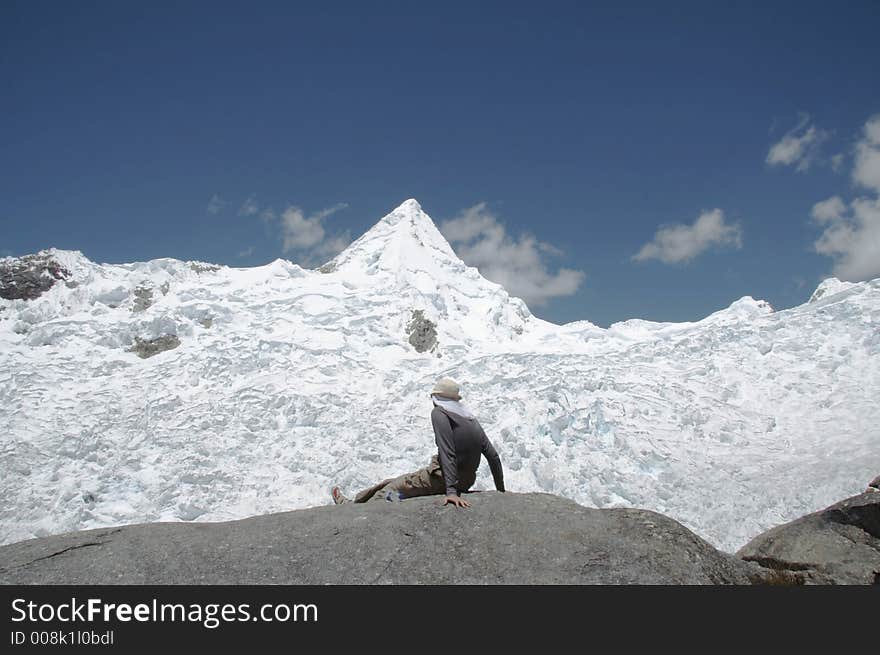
[206,194,226,214]
[232,194,271,220]
[209,192,350,264]
[865,115,880,143]
[813,196,880,281]
[853,114,880,193]
[831,153,845,172]
[633,209,743,264]
[270,203,350,266]
[810,115,880,282]
[215,193,349,265]
[239,196,259,217]
[766,114,829,172]
[280,206,326,250]
[315,232,352,259]
[811,196,846,223]
[439,202,585,307]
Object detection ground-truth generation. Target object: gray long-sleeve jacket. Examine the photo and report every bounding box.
[431,405,505,497]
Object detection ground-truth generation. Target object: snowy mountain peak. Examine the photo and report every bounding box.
[312,199,535,347]
[324,199,463,276]
[384,197,423,219]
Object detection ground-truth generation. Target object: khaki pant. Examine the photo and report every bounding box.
[353,455,446,503]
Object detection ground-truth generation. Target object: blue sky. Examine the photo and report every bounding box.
[2,1,879,326]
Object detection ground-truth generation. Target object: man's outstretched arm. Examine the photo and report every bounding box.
[483,437,505,492]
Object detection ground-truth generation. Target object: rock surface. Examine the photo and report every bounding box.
[737,491,880,584]
[406,309,438,353]
[128,334,181,359]
[0,492,757,584]
[0,252,70,301]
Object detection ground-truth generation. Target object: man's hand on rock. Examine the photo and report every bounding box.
[442,495,470,508]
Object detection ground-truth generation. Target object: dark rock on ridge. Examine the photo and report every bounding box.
[0,492,757,585]
[128,335,181,359]
[737,491,880,584]
[188,261,220,274]
[0,253,70,301]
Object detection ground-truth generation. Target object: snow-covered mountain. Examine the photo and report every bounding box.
[1,199,878,552]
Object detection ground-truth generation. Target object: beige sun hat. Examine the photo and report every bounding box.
[431,377,461,400]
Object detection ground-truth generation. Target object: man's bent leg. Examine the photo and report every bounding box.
[353,478,395,503]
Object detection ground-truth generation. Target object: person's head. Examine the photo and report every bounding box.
[431,377,461,401]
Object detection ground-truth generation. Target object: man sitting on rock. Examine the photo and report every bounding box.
[331,377,505,508]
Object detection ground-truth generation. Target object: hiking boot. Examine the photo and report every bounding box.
[331,486,350,505]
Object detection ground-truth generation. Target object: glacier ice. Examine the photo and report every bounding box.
[1,199,879,552]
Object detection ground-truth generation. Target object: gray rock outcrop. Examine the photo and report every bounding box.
[128,335,181,359]
[737,491,880,584]
[0,253,71,301]
[0,492,757,585]
[407,309,438,353]
[188,261,220,274]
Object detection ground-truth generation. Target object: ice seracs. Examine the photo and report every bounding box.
[0,199,878,553]
[808,277,855,304]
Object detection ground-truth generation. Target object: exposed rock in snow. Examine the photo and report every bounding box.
[406,309,438,353]
[0,251,71,301]
[188,261,221,274]
[128,335,181,359]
